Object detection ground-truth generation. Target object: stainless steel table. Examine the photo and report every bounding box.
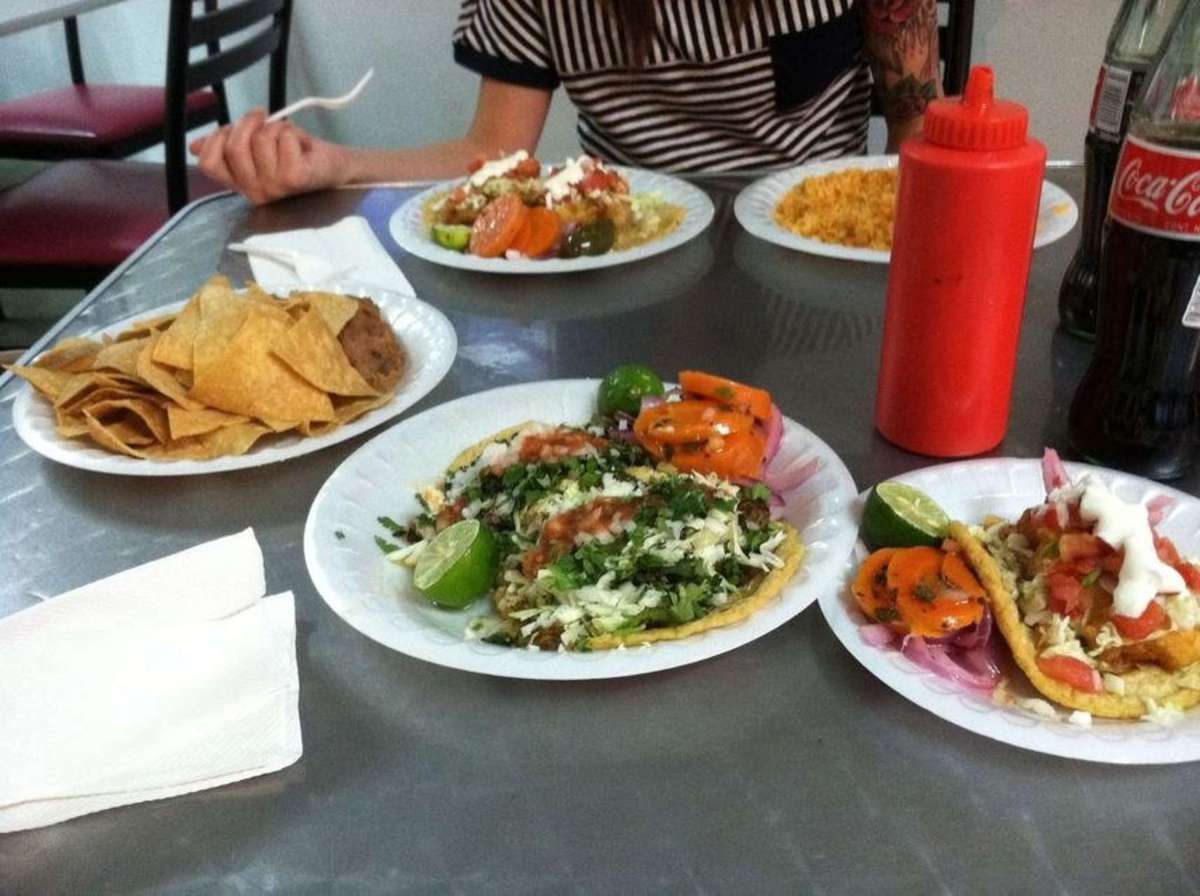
[2,168,1197,895]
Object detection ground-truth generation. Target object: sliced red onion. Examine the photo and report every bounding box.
[1052,500,1069,529]
[1042,447,1071,494]
[764,455,820,496]
[639,394,664,412]
[948,605,993,649]
[901,635,1000,691]
[1148,494,1176,529]
[763,404,783,465]
[859,623,897,647]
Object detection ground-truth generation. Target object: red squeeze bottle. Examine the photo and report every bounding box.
[875,66,1047,457]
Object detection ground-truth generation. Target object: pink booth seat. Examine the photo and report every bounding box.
[0,85,220,159]
[0,160,225,273]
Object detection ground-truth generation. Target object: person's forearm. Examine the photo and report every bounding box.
[861,0,942,150]
[344,138,522,184]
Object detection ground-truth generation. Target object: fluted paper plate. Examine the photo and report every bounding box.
[389,168,715,274]
[819,458,1200,764]
[303,379,858,679]
[734,154,1078,263]
[11,284,456,476]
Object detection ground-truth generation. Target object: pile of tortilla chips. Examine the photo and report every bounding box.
[6,276,398,461]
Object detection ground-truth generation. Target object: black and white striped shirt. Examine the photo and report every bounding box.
[453,0,871,172]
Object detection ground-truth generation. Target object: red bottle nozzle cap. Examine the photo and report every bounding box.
[923,65,1029,151]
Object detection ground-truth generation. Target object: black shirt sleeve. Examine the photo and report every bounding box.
[453,0,560,91]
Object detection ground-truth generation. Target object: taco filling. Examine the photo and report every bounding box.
[952,451,1200,721]
[388,422,803,651]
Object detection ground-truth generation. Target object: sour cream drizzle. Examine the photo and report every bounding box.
[1054,477,1186,618]
[544,155,590,202]
[468,149,529,187]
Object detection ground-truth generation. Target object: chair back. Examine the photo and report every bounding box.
[164,0,293,212]
[939,0,976,95]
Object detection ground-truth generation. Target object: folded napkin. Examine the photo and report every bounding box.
[0,529,301,833]
[242,215,414,295]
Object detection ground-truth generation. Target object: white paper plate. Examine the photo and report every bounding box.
[818,458,1200,764]
[734,154,1079,263]
[11,285,457,476]
[304,379,858,680]
[389,168,715,274]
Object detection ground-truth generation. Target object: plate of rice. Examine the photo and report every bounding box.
[734,155,1077,263]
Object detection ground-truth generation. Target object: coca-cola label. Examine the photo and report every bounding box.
[1110,134,1200,241]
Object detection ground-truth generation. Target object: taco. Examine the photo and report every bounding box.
[388,421,804,651]
[948,453,1200,720]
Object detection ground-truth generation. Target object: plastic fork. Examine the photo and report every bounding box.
[266,68,374,122]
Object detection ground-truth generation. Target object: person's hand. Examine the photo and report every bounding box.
[189,109,353,204]
[885,115,925,153]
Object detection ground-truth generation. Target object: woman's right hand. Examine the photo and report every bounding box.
[189,109,353,205]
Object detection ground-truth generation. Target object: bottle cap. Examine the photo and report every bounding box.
[923,66,1029,151]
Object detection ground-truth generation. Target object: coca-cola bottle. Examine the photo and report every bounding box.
[1069,0,1200,479]
[1059,0,1184,338]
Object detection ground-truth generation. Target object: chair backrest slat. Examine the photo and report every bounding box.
[185,25,281,93]
[189,0,286,47]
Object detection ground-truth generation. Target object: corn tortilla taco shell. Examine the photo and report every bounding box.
[948,521,1200,719]
[585,524,804,650]
[445,423,805,651]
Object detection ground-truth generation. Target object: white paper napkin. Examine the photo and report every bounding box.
[0,529,301,833]
[242,215,414,296]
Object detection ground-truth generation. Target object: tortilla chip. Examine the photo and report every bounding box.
[290,290,361,336]
[54,410,90,438]
[5,365,75,400]
[33,337,103,371]
[81,409,148,458]
[93,337,149,377]
[188,310,334,423]
[145,421,270,461]
[136,333,206,411]
[84,398,170,444]
[56,383,151,415]
[166,404,249,440]
[949,521,1200,719]
[192,280,251,380]
[272,308,378,397]
[116,312,177,341]
[152,291,204,370]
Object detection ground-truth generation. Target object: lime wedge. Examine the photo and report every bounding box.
[413,519,498,609]
[860,482,949,550]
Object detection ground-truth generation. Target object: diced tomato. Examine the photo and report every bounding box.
[1047,572,1084,618]
[523,497,639,576]
[518,428,606,463]
[1036,654,1102,693]
[1155,534,1200,590]
[1178,561,1200,591]
[1112,600,1169,641]
[513,157,542,178]
[1100,550,1124,574]
[1058,532,1106,563]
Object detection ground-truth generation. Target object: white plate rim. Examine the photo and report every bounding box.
[10,286,458,477]
[388,167,715,274]
[733,154,1079,263]
[303,378,860,680]
[817,456,1200,765]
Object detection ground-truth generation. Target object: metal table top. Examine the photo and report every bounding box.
[2,167,1197,896]
[0,0,129,38]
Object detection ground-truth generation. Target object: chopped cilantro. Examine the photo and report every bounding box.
[875,607,899,623]
[743,483,772,503]
[377,516,406,537]
[374,535,400,555]
[1080,569,1101,588]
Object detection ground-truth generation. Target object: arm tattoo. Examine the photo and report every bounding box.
[862,0,941,122]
